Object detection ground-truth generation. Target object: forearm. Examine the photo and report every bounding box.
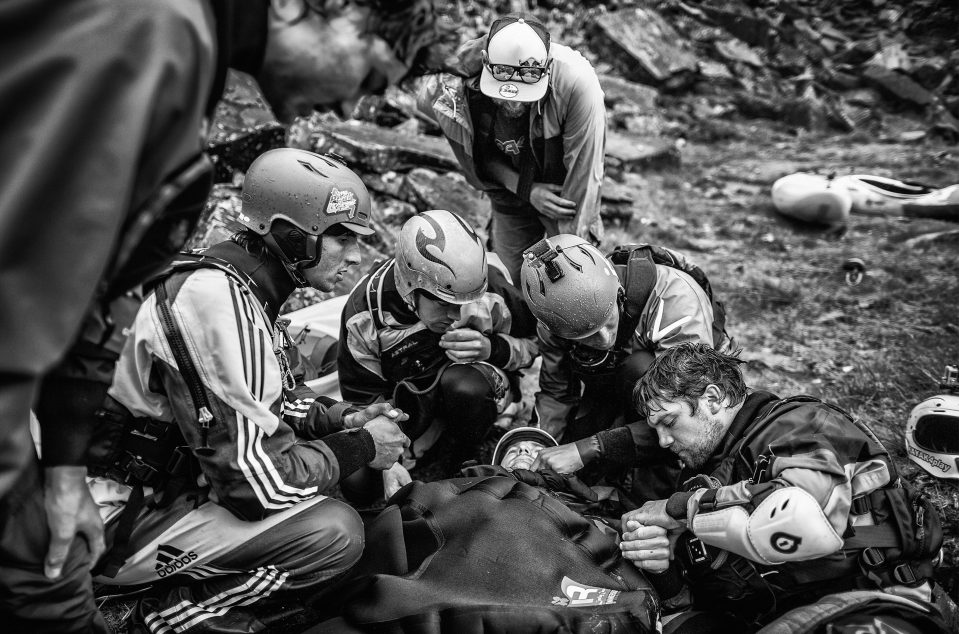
[488,333,538,371]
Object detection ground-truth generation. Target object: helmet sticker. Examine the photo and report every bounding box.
[415,213,454,277]
[498,83,519,98]
[325,187,358,216]
[908,445,953,473]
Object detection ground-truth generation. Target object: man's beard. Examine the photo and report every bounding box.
[679,408,725,470]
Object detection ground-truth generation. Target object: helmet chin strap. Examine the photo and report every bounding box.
[263,232,323,288]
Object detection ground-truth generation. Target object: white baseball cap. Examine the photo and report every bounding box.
[480,15,552,103]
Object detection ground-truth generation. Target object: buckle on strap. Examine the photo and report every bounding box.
[120,454,160,486]
[861,547,886,568]
[729,556,758,581]
[685,536,711,567]
[893,563,918,585]
[851,495,872,516]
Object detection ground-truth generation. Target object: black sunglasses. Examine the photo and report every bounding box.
[483,52,550,84]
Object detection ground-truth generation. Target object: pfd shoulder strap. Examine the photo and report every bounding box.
[609,246,657,350]
[365,259,393,331]
[154,281,216,457]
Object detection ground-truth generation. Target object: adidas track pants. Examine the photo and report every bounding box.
[95,489,363,633]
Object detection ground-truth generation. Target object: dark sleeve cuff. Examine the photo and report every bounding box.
[573,435,601,465]
[487,333,510,367]
[36,376,108,466]
[324,401,356,428]
[595,427,638,468]
[666,491,694,520]
[322,428,376,480]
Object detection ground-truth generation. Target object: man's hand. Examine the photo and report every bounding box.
[344,403,408,429]
[382,462,412,499]
[439,328,491,363]
[364,418,411,470]
[530,442,584,474]
[620,520,674,573]
[530,184,576,220]
[622,499,684,531]
[43,466,105,579]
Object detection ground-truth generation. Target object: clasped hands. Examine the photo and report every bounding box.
[620,500,685,573]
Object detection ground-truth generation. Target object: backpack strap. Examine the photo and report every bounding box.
[365,260,393,331]
[610,246,658,350]
[154,281,216,457]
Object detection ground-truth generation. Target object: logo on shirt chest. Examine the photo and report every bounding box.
[495,137,525,156]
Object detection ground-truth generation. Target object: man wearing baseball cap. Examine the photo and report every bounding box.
[417,14,606,284]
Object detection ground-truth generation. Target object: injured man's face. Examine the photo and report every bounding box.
[498,440,547,471]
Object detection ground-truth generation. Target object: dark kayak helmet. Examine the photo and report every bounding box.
[239,149,374,286]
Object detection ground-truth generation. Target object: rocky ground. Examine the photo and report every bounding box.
[103,0,959,629]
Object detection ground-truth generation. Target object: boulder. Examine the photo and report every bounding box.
[862,65,936,108]
[398,168,491,236]
[598,74,659,111]
[300,119,459,173]
[589,7,698,87]
[206,71,286,183]
[187,184,244,250]
[605,133,681,173]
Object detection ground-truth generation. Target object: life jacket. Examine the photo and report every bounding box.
[89,250,271,577]
[676,396,943,626]
[569,244,730,377]
[363,259,449,386]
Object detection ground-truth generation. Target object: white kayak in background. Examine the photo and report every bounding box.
[833,174,936,216]
[902,184,959,221]
[771,172,956,224]
[771,173,852,224]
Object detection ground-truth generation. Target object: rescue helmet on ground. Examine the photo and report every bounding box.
[905,393,959,480]
[394,209,487,304]
[239,149,373,286]
[520,234,621,339]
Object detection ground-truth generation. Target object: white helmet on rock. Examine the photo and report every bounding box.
[905,393,959,480]
[394,210,487,304]
[520,234,621,339]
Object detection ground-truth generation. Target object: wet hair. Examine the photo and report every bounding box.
[632,343,747,419]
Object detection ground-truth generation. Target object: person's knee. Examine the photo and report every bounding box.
[440,364,496,412]
[299,500,364,571]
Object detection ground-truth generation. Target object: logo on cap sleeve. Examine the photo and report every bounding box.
[498,84,519,99]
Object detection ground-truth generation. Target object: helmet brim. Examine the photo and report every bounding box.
[338,221,376,236]
[492,426,558,467]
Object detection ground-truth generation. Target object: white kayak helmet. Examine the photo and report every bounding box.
[905,369,959,480]
[394,209,488,304]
